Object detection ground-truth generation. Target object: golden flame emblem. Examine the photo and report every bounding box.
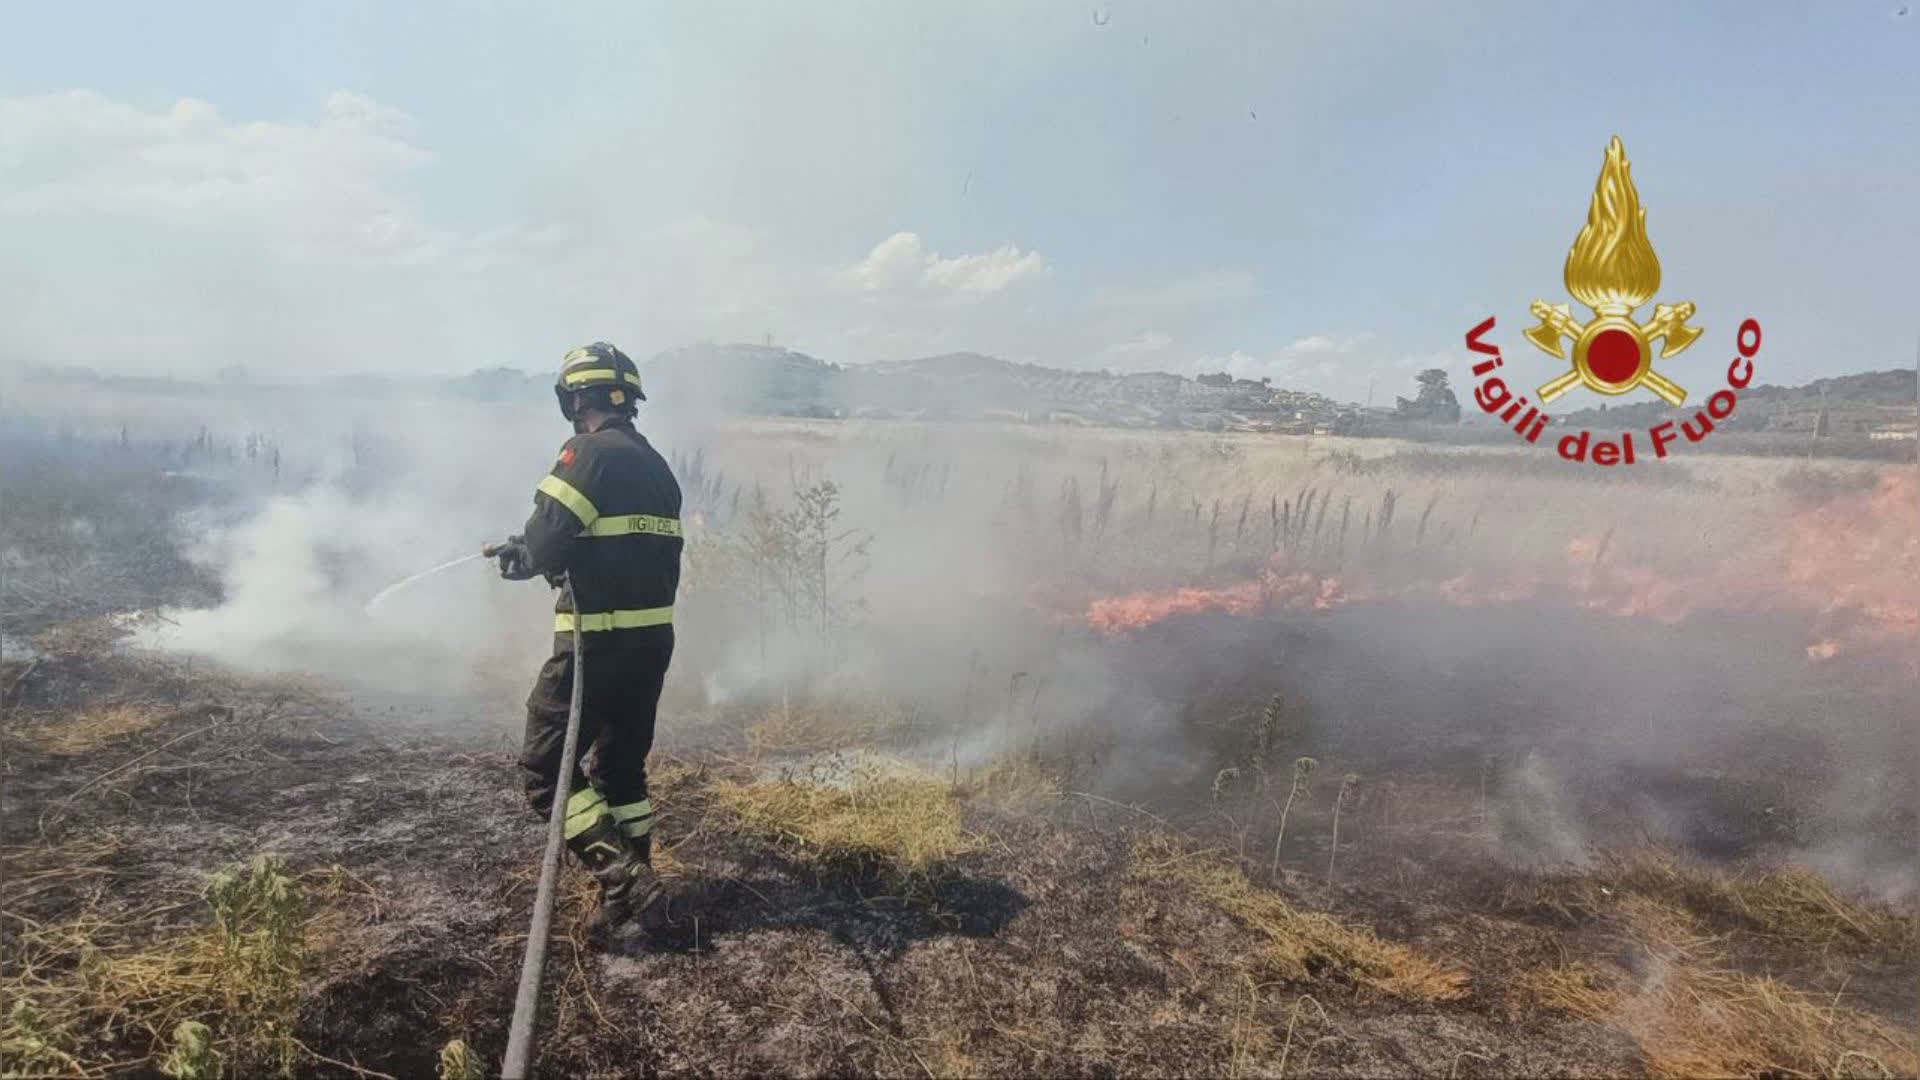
[1525,137,1701,405]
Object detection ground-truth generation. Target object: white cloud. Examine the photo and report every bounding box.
[1195,349,1268,379]
[0,89,443,264]
[1186,331,1401,399]
[834,231,1047,300]
[1281,331,1374,354]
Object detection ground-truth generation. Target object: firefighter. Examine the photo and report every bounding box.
[489,342,682,931]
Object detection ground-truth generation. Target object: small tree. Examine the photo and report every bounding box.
[1395,369,1461,424]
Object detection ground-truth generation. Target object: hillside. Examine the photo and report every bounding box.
[642,345,1357,432]
[20,349,1915,453]
[1557,368,1918,440]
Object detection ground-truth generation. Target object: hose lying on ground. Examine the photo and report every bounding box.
[502,592,583,1079]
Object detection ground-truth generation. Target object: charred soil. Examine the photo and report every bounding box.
[5,620,1915,1078]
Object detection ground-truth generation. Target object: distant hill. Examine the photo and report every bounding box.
[1556,368,1917,438]
[646,344,843,417]
[634,345,1355,432]
[23,347,1913,456]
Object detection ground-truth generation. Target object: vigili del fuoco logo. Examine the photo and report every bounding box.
[1465,136,1763,465]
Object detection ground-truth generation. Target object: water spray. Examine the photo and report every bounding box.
[363,553,486,614]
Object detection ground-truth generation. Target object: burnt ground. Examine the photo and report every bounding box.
[3,610,1917,1079]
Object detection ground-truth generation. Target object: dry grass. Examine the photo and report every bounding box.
[31,615,132,659]
[711,752,980,882]
[1519,895,1917,1079]
[3,909,240,1074]
[1500,848,1913,957]
[1132,834,1468,1002]
[1512,960,1624,1018]
[1224,974,1273,1079]
[23,702,170,754]
[954,752,1063,808]
[0,859,369,1078]
[745,695,902,757]
[1599,849,1912,954]
[1636,965,1914,1079]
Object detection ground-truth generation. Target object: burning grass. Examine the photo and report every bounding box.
[710,752,980,884]
[1131,834,1468,1002]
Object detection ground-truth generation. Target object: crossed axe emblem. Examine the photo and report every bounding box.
[1524,300,1702,406]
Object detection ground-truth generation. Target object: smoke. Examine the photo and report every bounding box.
[6,368,1911,898]
[0,379,576,712]
[152,486,541,698]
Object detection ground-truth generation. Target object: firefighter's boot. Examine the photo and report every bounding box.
[568,817,666,933]
[626,832,672,931]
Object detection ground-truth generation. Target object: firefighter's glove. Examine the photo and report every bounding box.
[493,538,538,581]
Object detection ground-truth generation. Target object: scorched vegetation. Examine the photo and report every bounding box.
[4,415,1915,1077]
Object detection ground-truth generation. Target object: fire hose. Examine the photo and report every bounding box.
[499,563,583,1079]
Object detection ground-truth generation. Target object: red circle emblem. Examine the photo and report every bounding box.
[1587,328,1642,384]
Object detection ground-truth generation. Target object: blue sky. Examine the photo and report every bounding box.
[2,1,1914,402]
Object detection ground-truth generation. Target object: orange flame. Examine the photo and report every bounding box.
[1084,474,1920,666]
[1086,572,1346,635]
[1781,472,1920,660]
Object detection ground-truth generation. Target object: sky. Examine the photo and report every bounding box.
[1,1,1914,404]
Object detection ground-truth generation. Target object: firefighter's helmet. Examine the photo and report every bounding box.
[554,342,645,421]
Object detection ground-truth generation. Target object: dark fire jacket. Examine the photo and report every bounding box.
[520,419,683,637]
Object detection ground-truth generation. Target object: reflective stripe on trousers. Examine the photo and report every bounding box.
[555,607,673,632]
[563,787,607,839]
[608,799,654,839]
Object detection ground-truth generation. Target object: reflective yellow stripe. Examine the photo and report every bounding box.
[585,514,682,538]
[555,607,674,632]
[563,788,607,839]
[608,799,653,822]
[608,800,655,837]
[563,368,644,387]
[537,474,599,526]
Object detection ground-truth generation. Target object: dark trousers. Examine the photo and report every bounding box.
[520,626,674,817]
